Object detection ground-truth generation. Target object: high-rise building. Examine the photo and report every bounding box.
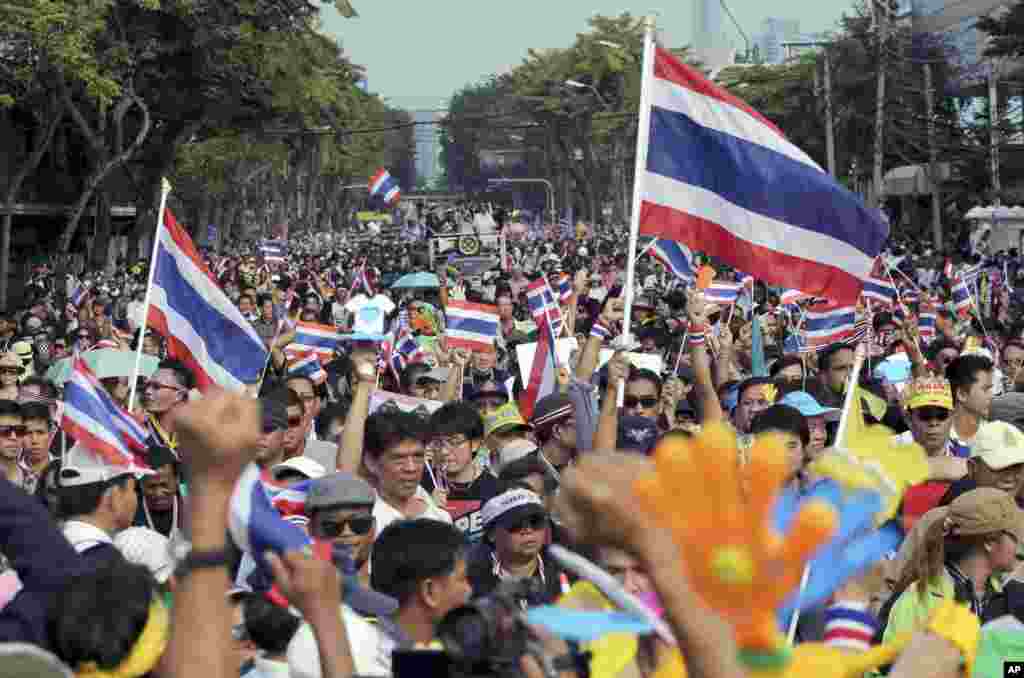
[755,18,801,65]
[692,0,735,72]
[413,109,443,188]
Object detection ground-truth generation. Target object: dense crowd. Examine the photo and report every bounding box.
[1,210,1024,678]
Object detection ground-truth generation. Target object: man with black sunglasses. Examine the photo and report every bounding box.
[307,472,377,588]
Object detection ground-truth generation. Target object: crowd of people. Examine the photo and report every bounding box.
[1,209,1024,678]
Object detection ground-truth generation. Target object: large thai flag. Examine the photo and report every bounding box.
[61,357,151,470]
[704,282,743,305]
[445,301,500,353]
[368,168,401,206]
[861,277,897,308]
[519,321,557,421]
[286,321,343,361]
[526,278,564,337]
[802,301,857,347]
[647,238,695,283]
[636,46,887,304]
[229,464,312,567]
[287,353,327,386]
[148,209,267,392]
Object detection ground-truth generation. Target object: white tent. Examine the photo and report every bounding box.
[964,204,1024,253]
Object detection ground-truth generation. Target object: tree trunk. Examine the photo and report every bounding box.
[0,98,62,310]
[130,120,198,260]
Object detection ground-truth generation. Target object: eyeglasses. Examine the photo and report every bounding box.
[502,514,547,533]
[317,515,374,537]
[0,425,26,437]
[624,396,659,409]
[433,435,469,449]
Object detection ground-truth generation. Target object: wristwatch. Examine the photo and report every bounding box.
[170,539,231,578]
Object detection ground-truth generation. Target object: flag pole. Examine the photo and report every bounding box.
[128,178,171,413]
[619,14,657,406]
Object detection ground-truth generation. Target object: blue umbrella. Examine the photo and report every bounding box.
[390,272,439,289]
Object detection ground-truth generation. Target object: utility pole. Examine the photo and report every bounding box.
[989,61,1001,205]
[823,49,836,177]
[924,63,943,248]
[872,0,888,209]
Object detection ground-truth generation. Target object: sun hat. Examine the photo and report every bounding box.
[970,421,1024,471]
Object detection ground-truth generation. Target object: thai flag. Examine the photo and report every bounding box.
[636,46,887,304]
[288,353,327,386]
[960,264,984,287]
[918,301,937,342]
[951,277,973,318]
[648,238,695,283]
[265,478,313,518]
[286,321,343,361]
[260,239,287,264]
[61,357,151,470]
[389,330,425,379]
[445,301,499,353]
[861,277,897,308]
[148,208,268,392]
[526,278,564,337]
[704,282,743,305]
[519,320,557,421]
[802,301,857,347]
[556,274,573,303]
[368,168,401,206]
[229,464,312,568]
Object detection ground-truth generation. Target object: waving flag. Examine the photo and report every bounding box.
[802,301,857,348]
[287,321,343,361]
[287,353,327,386]
[148,208,267,392]
[61,357,151,470]
[918,300,937,342]
[704,282,743,305]
[526,278,564,337]
[520,321,558,421]
[556,274,573,304]
[861,277,897,308]
[780,289,812,307]
[260,239,288,264]
[647,238,695,283]
[229,464,312,569]
[951,277,973,318]
[636,46,887,304]
[265,478,313,518]
[445,301,499,353]
[369,168,401,206]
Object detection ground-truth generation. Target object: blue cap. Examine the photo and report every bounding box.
[779,391,839,419]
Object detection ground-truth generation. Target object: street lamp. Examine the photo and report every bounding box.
[564,79,612,110]
[597,40,623,50]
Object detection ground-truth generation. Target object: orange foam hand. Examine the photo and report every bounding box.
[634,423,837,652]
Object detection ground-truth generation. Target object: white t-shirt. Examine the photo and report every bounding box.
[288,605,392,678]
[373,486,451,538]
[345,294,396,316]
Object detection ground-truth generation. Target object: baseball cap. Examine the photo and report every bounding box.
[484,402,531,438]
[307,472,376,511]
[971,421,1024,471]
[271,457,327,482]
[113,527,173,584]
[616,415,660,455]
[493,439,540,473]
[481,488,547,529]
[946,487,1024,541]
[58,442,152,488]
[779,391,840,420]
[530,393,573,430]
[903,376,954,410]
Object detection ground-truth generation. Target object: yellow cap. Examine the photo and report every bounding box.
[904,376,953,410]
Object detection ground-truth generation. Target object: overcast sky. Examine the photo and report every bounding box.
[319,0,853,111]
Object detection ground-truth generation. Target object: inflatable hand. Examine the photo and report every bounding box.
[634,423,837,653]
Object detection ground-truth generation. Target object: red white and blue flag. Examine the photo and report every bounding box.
[368,168,401,206]
[802,301,857,348]
[951,277,973,318]
[229,464,311,566]
[445,301,500,353]
[526,278,564,337]
[556,274,573,304]
[780,288,813,308]
[61,357,151,470]
[519,320,558,421]
[918,300,937,342]
[647,238,695,283]
[287,353,327,386]
[704,282,743,305]
[861,277,897,308]
[264,476,313,518]
[388,330,426,380]
[148,209,267,392]
[636,46,887,304]
[287,321,343,361]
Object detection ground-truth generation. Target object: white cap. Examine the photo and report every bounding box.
[495,439,539,473]
[271,457,327,481]
[113,527,173,584]
[480,488,546,528]
[58,443,152,488]
[971,421,1024,470]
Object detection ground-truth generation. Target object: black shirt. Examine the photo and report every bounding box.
[423,469,500,543]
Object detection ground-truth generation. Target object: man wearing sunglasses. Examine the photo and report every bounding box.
[0,399,32,492]
[307,472,377,588]
[467,488,565,606]
[623,368,662,420]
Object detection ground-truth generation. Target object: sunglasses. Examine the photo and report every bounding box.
[502,514,547,533]
[914,408,950,423]
[624,396,659,409]
[317,515,374,537]
[0,425,26,437]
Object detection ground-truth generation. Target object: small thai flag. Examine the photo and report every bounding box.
[260,239,287,264]
[286,321,343,361]
[229,464,312,568]
[861,277,897,308]
[951,277,973,318]
[647,238,695,284]
[526,278,563,337]
[556,274,573,304]
[265,478,313,518]
[704,282,743,305]
[61,357,151,470]
[445,301,500,353]
[288,353,327,385]
[368,168,401,206]
[802,300,857,347]
[918,301,937,342]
